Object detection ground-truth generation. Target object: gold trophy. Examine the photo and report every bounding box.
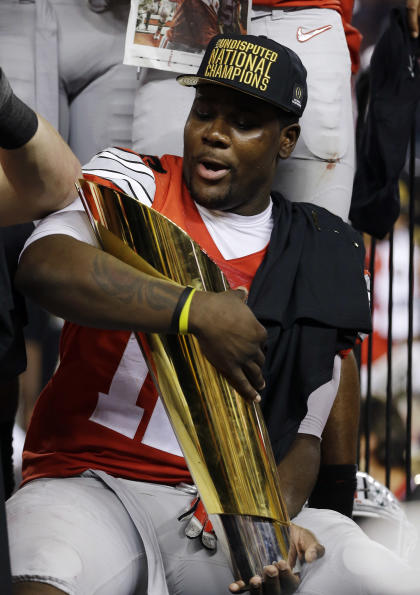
[77,179,290,585]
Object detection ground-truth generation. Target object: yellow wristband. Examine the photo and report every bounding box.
[178,288,197,334]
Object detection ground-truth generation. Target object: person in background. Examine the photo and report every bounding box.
[0,64,81,492]
[0,64,80,590]
[359,396,420,501]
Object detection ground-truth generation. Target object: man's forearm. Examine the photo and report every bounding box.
[276,434,320,519]
[0,115,81,226]
[319,351,359,465]
[16,233,268,400]
[0,66,81,225]
[307,352,359,518]
[16,234,184,332]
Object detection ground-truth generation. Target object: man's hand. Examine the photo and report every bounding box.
[229,523,325,594]
[287,523,325,568]
[189,288,267,402]
[407,0,420,38]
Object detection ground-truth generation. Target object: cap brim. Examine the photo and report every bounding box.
[177,74,229,89]
[176,74,294,114]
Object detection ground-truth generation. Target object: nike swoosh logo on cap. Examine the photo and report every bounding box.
[296,25,332,42]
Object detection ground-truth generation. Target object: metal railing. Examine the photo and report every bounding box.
[359,120,418,501]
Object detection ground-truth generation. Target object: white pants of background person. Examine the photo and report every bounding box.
[133,8,354,220]
[0,0,138,165]
[7,471,419,595]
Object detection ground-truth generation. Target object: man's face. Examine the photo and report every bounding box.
[183,84,296,216]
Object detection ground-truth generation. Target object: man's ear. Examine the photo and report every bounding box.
[278,123,300,159]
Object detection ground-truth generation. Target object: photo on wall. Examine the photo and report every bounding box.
[124,0,251,73]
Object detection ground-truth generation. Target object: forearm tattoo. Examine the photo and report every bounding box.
[92,252,177,311]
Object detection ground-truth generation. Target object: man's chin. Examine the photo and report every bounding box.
[193,196,226,211]
[189,182,233,212]
[187,181,238,211]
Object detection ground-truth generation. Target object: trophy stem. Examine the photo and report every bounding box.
[210,514,290,585]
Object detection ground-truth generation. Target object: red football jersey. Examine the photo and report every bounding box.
[22,152,267,486]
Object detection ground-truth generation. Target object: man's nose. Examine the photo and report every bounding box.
[202,117,231,147]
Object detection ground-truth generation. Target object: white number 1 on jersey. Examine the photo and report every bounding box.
[90,333,182,457]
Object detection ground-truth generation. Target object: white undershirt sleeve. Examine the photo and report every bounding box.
[20,197,99,258]
[297,355,342,438]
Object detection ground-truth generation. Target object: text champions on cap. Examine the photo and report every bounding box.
[204,38,278,92]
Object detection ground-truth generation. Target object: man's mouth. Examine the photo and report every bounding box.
[196,159,230,181]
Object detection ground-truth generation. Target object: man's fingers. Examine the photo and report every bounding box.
[274,560,301,594]
[232,286,249,303]
[251,346,266,368]
[229,579,247,593]
[228,562,301,595]
[228,368,262,402]
[290,523,324,563]
[260,565,282,594]
[243,359,266,392]
[228,345,266,399]
[406,0,420,37]
[298,530,324,562]
[250,564,300,594]
[304,542,325,563]
[287,542,297,570]
[249,575,264,592]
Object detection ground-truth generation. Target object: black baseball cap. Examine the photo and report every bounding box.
[177,34,307,117]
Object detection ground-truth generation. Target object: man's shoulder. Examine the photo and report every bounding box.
[285,198,363,242]
[83,147,181,180]
[269,193,366,276]
[83,147,182,173]
[83,147,156,179]
[82,148,183,205]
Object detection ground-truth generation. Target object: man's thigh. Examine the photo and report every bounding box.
[294,507,419,595]
[94,474,235,595]
[7,476,146,595]
[6,476,234,595]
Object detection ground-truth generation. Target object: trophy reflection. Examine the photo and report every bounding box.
[77,178,290,585]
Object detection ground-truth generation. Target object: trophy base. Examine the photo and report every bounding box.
[210,513,290,586]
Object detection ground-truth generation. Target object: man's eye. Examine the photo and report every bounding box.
[235,119,255,130]
[193,106,211,120]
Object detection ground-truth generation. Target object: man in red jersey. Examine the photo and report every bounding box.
[132,3,363,519]
[121,0,420,523]
[6,33,417,595]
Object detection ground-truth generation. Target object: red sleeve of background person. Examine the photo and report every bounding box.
[251,0,361,73]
